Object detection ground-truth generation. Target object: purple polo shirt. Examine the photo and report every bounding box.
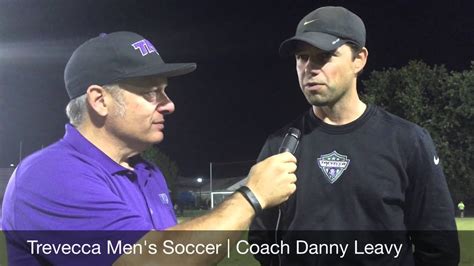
[1,124,177,264]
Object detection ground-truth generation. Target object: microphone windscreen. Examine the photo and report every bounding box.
[278,128,301,154]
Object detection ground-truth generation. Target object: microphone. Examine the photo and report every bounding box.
[278,127,301,154]
[274,127,300,238]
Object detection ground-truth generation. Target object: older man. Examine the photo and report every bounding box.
[2,31,297,265]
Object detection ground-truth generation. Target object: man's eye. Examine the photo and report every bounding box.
[320,53,332,61]
[142,91,157,102]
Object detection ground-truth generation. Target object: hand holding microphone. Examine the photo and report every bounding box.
[243,128,300,211]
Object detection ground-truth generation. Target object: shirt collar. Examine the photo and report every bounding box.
[61,124,131,175]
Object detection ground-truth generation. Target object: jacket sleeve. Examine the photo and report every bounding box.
[248,138,280,266]
[404,128,460,266]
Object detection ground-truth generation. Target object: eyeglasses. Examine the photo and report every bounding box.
[134,88,171,106]
[115,76,170,105]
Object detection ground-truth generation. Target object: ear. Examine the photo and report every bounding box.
[353,47,368,75]
[85,85,109,117]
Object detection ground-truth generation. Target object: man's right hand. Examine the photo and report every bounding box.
[245,152,297,210]
[116,154,297,266]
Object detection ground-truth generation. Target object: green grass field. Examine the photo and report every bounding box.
[1,218,473,265]
[457,218,474,266]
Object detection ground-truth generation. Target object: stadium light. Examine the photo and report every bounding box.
[196,177,203,208]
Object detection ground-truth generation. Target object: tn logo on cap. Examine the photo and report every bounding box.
[131,39,158,56]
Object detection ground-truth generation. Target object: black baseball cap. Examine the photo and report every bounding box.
[64,31,197,99]
[279,6,366,56]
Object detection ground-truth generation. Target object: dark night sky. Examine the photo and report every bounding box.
[0,0,473,177]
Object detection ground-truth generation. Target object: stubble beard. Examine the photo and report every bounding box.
[305,93,330,107]
[303,86,347,108]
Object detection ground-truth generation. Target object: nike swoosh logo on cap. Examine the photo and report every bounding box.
[304,19,319,26]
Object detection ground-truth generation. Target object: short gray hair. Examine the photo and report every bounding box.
[65,84,124,126]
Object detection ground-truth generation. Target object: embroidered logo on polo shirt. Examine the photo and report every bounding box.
[317,151,350,184]
[159,193,169,205]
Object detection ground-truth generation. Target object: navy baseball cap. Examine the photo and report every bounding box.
[279,6,366,55]
[64,31,197,99]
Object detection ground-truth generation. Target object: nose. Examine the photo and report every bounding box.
[156,95,175,115]
[304,60,322,75]
[307,56,325,72]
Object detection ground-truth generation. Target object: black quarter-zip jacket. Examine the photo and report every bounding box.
[249,105,459,266]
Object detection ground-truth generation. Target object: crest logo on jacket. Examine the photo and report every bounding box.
[317,151,350,184]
